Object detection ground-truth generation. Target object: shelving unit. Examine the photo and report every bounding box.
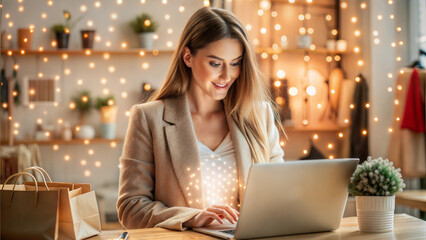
[0,138,123,146]
[284,126,346,132]
[256,47,348,55]
[0,46,176,147]
[1,49,175,56]
[260,0,344,131]
[271,0,335,9]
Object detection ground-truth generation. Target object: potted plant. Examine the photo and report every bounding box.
[71,90,95,139]
[348,157,406,233]
[51,10,85,49]
[95,95,117,139]
[129,13,158,49]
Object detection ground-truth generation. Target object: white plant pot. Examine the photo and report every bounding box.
[76,125,95,140]
[138,32,155,49]
[297,35,312,49]
[336,39,348,52]
[326,39,336,51]
[356,196,395,233]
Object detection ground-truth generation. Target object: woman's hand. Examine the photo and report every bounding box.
[184,205,239,228]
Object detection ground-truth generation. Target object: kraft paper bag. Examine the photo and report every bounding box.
[1,173,60,240]
[25,182,101,240]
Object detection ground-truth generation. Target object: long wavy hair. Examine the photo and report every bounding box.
[150,7,283,163]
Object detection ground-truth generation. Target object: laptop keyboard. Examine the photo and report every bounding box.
[220,229,235,235]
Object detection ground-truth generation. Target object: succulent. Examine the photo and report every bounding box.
[95,95,115,110]
[348,157,406,196]
[71,90,93,114]
[130,13,158,33]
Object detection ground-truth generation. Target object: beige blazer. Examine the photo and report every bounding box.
[117,94,284,231]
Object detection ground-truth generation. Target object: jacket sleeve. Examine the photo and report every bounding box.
[265,102,285,162]
[117,105,202,231]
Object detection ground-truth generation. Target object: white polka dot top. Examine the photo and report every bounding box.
[197,132,239,209]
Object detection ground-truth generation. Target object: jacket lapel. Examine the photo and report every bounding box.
[226,112,252,208]
[164,94,205,209]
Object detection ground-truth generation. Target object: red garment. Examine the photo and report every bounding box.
[401,68,425,132]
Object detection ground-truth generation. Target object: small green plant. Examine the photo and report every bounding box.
[348,157,406,196]
[95,95,115,110]
[130,13,158,33]
[51,10,85,33]
[71,90,93,121]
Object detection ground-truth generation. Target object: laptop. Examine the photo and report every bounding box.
[193,158,359,239]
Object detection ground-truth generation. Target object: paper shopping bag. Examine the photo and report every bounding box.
[1,172,60,240]
[25,182,101,240]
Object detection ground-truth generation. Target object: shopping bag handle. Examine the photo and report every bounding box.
[22,167,51,190]
[2,172,39,207]
[24,166,52,182]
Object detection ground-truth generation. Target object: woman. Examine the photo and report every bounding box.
[117,7,284,231]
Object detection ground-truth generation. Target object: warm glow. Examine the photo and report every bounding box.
[144,84,152,91]
[274,81,281,87]
[289,87,298,96]
[276,70,286,79]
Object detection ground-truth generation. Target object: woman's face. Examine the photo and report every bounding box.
[183,38,243,101]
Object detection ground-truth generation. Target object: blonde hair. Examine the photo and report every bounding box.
[150,7,282,163]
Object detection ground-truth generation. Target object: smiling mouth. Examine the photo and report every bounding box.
[212,82,227,88]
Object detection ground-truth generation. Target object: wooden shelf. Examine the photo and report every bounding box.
[284,126,346,132]
[271,0,335,9]
[1,138,123,145]
[256,47,348,55]
[1,49,175,56]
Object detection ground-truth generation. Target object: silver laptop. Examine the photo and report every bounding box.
[193,158,359,239]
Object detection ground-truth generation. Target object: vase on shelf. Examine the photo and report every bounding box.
[297,35,311,49]
[18,28,33,50]
[100,106,118,139]
[326,39,336,52]
[76,125,95,140]
[138,32,155,49]
[336,39,347,53]
[355,196,395,233]
[55,32,70,49]
[81,30,95,49]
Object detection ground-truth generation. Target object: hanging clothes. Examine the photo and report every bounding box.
[349,74,369,163]
[401,69,425,132]
[387,67,426,178]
